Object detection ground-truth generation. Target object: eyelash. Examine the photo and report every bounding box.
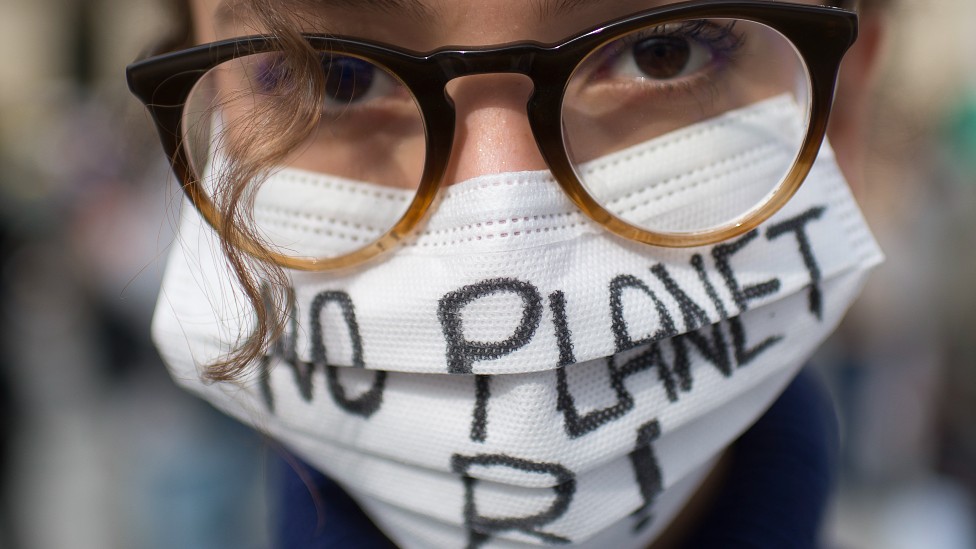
[588,20,746,87]
[622,20,741,59]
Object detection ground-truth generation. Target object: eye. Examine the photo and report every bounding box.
[252,53,400,113]
[611,34,712,82]
[579,21,745,91]
[321,55,397,111]
[254,54,294,94]
[629,35,710,80]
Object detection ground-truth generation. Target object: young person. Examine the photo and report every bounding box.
[128,1,887,546]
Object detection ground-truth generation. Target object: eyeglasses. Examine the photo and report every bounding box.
[127,0,859,271]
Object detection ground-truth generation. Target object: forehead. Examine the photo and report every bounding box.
[198,0,825,47]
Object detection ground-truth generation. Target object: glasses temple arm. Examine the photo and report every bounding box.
[832,0,862,11]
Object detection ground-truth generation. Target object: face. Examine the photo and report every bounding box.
[147,8,886,545]
[148,7,887,546]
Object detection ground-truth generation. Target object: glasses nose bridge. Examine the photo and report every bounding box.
[435,43,543,81]
[430,45,560,186]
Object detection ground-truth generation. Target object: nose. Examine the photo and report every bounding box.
[442,74,547,185]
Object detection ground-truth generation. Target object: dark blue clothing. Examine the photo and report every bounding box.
[681,368,839,548]
[270,454,398,549]
[271,368,838,549]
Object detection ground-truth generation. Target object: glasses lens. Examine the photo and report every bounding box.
[182,50,426,260]
[562,18,810,235]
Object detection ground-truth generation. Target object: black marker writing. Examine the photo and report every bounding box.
[310,291,386,418]
[609,274,677,353]
[551,277,676,438]
[766,206,827,320]
[712,230,781,311]
[629,420,663,532]
[258,287,386,418]
[259,286,299,413]
[553,291,638,438]
[471,375,491,442]
[439,278,544,375]
[651,264,732,378]
[451,453,576,548]
[711,230,784,368]
[549,291,575,368]
[556,356,635,438]
[439,278,543,441]
[692,254,729,319]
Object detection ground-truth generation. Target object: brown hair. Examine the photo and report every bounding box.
[163,0,327,382]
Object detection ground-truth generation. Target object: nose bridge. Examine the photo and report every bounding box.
[434,44,538,78]
[438,48,547,185]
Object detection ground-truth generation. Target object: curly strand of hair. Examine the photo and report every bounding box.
[203,0,325,382]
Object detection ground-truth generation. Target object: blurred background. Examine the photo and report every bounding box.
[0,0,973,548]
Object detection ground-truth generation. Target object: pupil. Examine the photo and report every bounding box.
[324,56,375,103]
[633,37,692,79]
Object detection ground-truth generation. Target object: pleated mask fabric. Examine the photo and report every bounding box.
[153,96,883,548]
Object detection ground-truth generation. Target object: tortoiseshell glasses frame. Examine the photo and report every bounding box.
[127,0,859,271]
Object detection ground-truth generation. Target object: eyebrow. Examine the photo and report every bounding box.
[216,0,433,23]
[216,0,611,27]
[304,0,433,18]
[537,0,594,18]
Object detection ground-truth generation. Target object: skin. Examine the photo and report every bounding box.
[829,2,886,193]
[187,0,886,546]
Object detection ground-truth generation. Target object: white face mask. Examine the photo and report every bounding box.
[153,97,882,548]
